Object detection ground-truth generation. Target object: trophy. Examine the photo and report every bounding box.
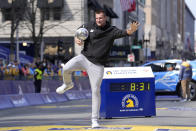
[75,28,89,41]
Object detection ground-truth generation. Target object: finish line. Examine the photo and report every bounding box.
[0,125,195,131]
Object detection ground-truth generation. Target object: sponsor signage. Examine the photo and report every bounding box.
[103,67,154,79]
[127,53,135,62]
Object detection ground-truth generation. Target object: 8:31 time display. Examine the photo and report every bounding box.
[110,82,151,92]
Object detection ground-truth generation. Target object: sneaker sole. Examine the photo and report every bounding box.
[63,85,74,92]
[91,126,101,128]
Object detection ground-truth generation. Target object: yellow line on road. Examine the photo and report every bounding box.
[156,108,168,110]
[36,105,89,108]
[36,105,168,110]
[0,125,196,131]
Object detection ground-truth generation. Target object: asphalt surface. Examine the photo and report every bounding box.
[0,96,196,131]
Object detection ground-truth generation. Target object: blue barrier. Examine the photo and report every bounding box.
[52,93,69,102]
[0,91,92,109]
[65,91,87,100]
[0,76,92,109]
[0,81,18,94]
[24,93,45,105]
[9,94,29,107]
[0,80,34,95]
[41,93,57,104]
[0,77,91,95]
[0,95,14,109]
[82,90,92,99]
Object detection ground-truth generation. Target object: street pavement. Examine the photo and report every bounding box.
[0,96,196,131]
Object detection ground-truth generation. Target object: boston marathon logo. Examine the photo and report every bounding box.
[106,71,112,75]
[122,94,139,108]
[121,94,143,112]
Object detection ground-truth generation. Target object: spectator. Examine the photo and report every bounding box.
[179,58,192,102]
[44,64,53,77]
[34,62,43,93]
[57,64,63,80]
[29,63,35,80]
[82,70,88,77]
[0,59,4,80]
[5,63,12,80]
[21,64,30,79]
[12,61,20,80]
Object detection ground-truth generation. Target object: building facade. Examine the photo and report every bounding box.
[184,3,195,59]
[144,0,188,60]
[0,0,88,63]
[110,0,146,67]
[0,0,124,64]
[1,0,194,65]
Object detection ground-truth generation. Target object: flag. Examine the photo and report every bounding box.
[120,0,130,11]
[120,0,136,12]
[128,0,136,12]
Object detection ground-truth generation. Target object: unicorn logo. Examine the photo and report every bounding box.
[106,71,112,75]
[122,94,139,108]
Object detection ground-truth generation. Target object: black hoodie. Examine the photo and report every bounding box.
[81,22,129,65]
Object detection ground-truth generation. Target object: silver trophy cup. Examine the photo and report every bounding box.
[75,28,89,41]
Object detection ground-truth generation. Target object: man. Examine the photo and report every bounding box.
[179,58,192,102]
[0,59,4,80]
[34,62,43,93]
[56,10,139,128]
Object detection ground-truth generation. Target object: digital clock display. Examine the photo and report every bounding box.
[110,82,151,92]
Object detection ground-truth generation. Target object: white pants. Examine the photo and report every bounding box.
[62,54,104,120]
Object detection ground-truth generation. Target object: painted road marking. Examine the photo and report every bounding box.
[0,125,195,131]
[36,105,168,110]
[156,129,190,131]
[156,108,168,110]
[36,105,196,112]
[36,105,90,109]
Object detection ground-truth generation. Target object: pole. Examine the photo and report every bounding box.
[40,40,44,61]
[16,26,19,63]
[146,40,147,62]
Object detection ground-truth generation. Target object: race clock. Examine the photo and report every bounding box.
[110,82,151,92]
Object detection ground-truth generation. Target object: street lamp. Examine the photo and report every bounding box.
[22,41,27,47]
[170,39,173,58]
[160,37,165,59]
[177,34,182,58]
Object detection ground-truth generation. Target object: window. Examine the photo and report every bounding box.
[53,8,62,20]
[164,63,177,71]
[88,9,95,22]
[2,9,12,21]
[41,8,50,20]
[139,0,145,5]
[41,8,62,21]
[146,63,165,72]
[2,8,25,21]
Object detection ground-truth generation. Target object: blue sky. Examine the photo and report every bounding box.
[185,0,196,33]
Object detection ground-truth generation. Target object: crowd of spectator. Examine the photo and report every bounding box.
[0,59,87,81]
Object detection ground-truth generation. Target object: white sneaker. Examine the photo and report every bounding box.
[61,63,65,68]
[56,84,67,94]
[56,83,74,94]
[60,63,66,70]
[180,99,187,102]
[187,98,191,102]
[91,119,100,128]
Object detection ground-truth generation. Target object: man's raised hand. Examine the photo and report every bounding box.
[127,21,140,35]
